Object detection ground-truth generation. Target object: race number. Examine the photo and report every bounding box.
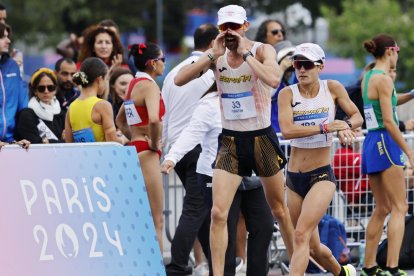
[221,92,257,120]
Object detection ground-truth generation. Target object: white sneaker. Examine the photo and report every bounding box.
[342,264,357,276]
[193,262,209,276]
[235,257,244,273]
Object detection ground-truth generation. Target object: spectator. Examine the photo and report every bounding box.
[272,40,297,133]
[0,3,6,23]
[16,68,65,143]
[54,57,79,111]
[0,139,30,150]
[0,22,28,143]
[77,25,125,70]
[56,29,84,62]
[98,19,120,36]
[108,67,133,120]
[116,42,166,252]
[254,19,286,47]
[387,64,414,132]
[64,57,124,144]
[161,23,217,276]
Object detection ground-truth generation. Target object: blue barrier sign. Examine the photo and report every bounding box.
[0,144,165,276]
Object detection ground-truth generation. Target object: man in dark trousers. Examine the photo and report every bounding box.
[162,24,218,275]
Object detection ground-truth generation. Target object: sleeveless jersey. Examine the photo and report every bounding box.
[69,96,105,142]
[290,80,335,148]
[125,76,165,127]
[362,69,398,130]
[215,42,272,131]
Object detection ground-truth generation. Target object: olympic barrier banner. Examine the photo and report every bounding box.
[0,144,165,276]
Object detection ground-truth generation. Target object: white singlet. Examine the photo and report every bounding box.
[215,42,273,131]
[290,79,335,148]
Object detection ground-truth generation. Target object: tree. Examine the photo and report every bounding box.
[321,0,414,89]
[4,0,344,52]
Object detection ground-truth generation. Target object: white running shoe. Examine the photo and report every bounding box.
[343,264,357,276]
[235,257,244,273]
[193,262,209,276]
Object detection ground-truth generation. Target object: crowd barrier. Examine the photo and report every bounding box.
[0,143,165,276]
[163,133,414,257]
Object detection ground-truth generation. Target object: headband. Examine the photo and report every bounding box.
[30,68,56,86]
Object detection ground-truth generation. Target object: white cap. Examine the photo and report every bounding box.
[217,5,247,25]
[275,40,296,64]
[292,43,325,63]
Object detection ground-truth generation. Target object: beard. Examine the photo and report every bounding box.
[59,81,74,91]
[224,34,238,51]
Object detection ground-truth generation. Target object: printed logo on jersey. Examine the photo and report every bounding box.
[293,107,329,121]
[219,74,252,83]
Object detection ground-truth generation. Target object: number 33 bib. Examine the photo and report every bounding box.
[221,92,257,120]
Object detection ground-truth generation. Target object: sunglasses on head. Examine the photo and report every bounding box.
[37,85,56,93]
[271,29,285,36]
[386,46,400,54]
[218,22,243,32]
[292,60,321,70]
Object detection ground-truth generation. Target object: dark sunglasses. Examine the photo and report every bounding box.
[218,22,243,32]
[37,85,57,93]
[292,60,321,70]
[271,29,285,36]
[145,56,166,66]
[153,57,166,63]
[386,46,400,54]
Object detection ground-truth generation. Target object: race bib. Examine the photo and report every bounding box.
[37,120,58,141]
[364,104,379,129]
[293,108,329,143]
[73,128,96,143]
[221,92,257,120]
[124,100,142,125]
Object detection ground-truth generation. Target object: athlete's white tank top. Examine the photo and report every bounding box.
[215,42,272,131]
[290,80,335,148]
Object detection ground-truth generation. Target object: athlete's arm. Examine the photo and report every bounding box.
[174,33,225,86]
[116,104,131,140]
[141,81,162,151]
[94,101,123,144]
[278,87,321,139]
[329,80,363,144]
[378,75,414,163]
[243,43,282,88]
[64,109,74,143]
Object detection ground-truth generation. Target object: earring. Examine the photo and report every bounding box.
[153,66,157,71]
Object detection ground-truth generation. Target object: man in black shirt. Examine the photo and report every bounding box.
[54,57,79,112]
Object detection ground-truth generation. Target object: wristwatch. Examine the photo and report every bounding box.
[345,119,352,129]
[242,50,253,62]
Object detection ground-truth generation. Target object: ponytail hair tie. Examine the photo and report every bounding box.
[73,71,89,86]
[128,43,147,58]
[138,43,147,54]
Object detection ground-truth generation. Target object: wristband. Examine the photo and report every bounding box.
[345,119,352,129]
[322,124,328,141]
[242,50,253,62]
[319,123,324,134]
[323,124,328,134]
[410,89,414,98]
[207,51,215,62]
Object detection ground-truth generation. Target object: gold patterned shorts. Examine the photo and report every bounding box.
[213,126,287,177]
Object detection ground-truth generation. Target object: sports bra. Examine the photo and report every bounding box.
[125,77,165,127]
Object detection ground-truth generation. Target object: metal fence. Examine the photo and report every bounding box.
[163,133,414,249]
